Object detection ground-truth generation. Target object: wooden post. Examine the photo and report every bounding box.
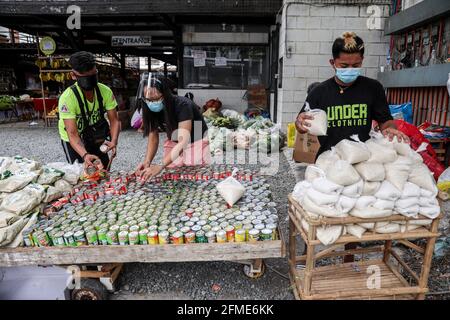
[303,225,316,296]
[417,218,439,300]
[383,240,392,263]
[289,216,296,267]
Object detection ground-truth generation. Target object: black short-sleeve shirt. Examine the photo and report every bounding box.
[301,76,393,155]
[171,96,208,142]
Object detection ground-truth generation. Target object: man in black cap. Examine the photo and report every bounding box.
[58,51,121,170]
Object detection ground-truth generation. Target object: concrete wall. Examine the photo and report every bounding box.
[177,89,248,112]
[277,0,391,131]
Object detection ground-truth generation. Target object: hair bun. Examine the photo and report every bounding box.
[341,31,357,50]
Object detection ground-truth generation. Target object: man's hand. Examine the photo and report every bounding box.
[103,140,117,157]
[135,162,149,177]
[381,127,410,143]
[83,154,103,170]
[295,112,314,134]
[141,164,164,182]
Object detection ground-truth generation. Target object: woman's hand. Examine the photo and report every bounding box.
[381,127,410,143]
[135,162,149,176]
[141,164,164,181]
[295,112,314,134]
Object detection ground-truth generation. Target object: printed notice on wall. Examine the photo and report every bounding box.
[193,50,206,67]
[215,57,227,67]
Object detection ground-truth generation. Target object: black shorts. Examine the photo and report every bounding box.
[61,140,110,168]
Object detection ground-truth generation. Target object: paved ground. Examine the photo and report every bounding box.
[1,121,448,300]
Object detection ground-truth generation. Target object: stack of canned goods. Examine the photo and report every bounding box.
[24,167,278,248]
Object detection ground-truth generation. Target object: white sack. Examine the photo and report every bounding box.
[350,207,392,219]
[355,196,376,209]
[419,206,440,219]
[46,161,83,185]
[354,161,385,182]
[43,186,63,203]
[302,195,347,218]
[0,216,28,247]
[396,197,419,209]
[54,179,73,193]
[375,223,400,234]
[312,177,343,195]
[306,188,339,206]
[335,135,371,164]
[0,170,38,193]
[409,164,436,192]
[305,165,325,182]
[395,205,420,218]
[6,211,38,248]
[326,160,361,186]
[420,187,438,198]
[374,181,402,201]
[37,166,64,185]
[0,157,13,173]
[336,196,358,215]
[0,211,20,228]
[362,181,381,196]
[304,109,328,136]
[373,199,395,210]
[346,224,366,239]
[359,221,389,229]
[315,149,340,171]
[419,197,439,207]
[365,139,398,163]
[216,174,245,207]
[402,182,421,198]
[316,225,343,245]
[0,184,45,216]
[292,181,312,204]
[342,180,363,197]
[400,224,421,233]
[398,219,432,226]
[384,156,413,191]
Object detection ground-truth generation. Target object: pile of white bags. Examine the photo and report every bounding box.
[0,156,82,247]
[293,132,440,246]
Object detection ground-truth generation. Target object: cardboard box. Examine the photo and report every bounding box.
[293,132,320,164]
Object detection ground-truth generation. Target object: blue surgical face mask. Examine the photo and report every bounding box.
[335,67,362,84]
[145,99,164,112]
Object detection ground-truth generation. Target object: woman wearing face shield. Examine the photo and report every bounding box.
[135,73,210,181]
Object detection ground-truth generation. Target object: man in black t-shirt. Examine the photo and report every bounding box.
[295,32,409,263]
[296,32,408,156]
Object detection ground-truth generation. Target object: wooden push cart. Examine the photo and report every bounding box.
[288,195,441,300]
[0,229,285,300]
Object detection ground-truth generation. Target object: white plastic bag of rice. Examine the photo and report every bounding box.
[316,225,343,245]
[216,170,246,207]
[346,224,366,239]
[354,161,385,182]
[335,135,371,164]
[362,181,381,196]
[341,180,363,197]
[326,160,361,186]
[304,108,328,136]
[315,148,340,172]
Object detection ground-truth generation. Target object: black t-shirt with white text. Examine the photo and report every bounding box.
[172,95,208,142]
[301,76,392,155]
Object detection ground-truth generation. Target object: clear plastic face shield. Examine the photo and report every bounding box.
[136,72,164,103]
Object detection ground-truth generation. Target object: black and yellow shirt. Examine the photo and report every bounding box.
[58,83,117,142]
[301,76,393,155]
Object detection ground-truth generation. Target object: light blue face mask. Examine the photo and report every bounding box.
[146,99,164,112]
[335,67,362,84]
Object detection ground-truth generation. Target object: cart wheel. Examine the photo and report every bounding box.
[243,261,266,279]
[71,279,108,300]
